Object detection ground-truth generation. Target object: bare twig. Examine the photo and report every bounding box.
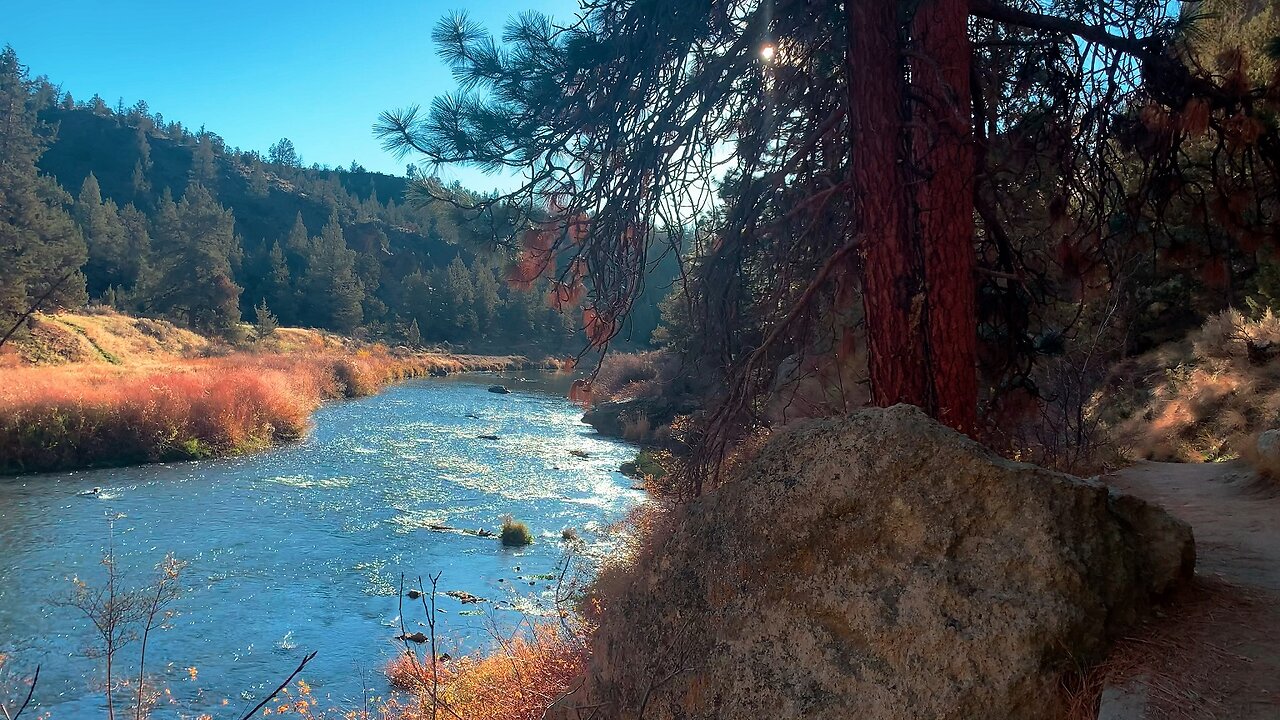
[0,268,76,351]
[419,573,443,720]
[2,665,38,720]
[236,651,317,720]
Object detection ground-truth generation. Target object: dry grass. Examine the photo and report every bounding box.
[384,623,587,720]
[0,313,545,471]
[1062,578,1273,720]
[1102,309,1280,464]
[1,309,209,367]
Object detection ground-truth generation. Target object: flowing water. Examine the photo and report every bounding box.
[0,373,643,717]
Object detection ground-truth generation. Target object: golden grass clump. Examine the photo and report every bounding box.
[593,351,663,402]
[385,623,587,720]
[500,516,534,547]
[0,346,540,475]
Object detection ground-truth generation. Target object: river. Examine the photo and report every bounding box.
[0,372,643,717]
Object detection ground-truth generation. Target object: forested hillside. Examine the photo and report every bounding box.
[0,46,676,352]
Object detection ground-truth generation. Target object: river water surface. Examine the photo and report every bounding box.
[0,373,642,717]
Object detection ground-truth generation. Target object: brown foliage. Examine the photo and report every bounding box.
[385,623,587,720]
[0,349,538,474]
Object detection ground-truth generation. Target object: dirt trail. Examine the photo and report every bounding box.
[1103,461,1280,718]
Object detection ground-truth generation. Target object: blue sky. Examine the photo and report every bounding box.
[3,0,578,189]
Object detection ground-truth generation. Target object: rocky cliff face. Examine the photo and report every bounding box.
[558,405,1194,720]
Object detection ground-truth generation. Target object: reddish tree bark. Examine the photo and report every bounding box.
[911,0,979,434]
[847,0,931,412]
[846,0,979,434]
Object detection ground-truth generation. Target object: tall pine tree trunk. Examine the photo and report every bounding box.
[847,0,931,412]
[911,0,978,434]
[846,0,978,434]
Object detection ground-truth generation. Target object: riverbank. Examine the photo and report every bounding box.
[0,311,558,475]
[0,375,643,717]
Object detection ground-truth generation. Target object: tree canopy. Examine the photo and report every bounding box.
[379,0,1280,482]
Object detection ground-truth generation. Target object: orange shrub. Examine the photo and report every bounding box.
[385,623,586,720]
[0,349,537,475]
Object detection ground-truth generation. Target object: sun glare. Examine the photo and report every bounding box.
[760,44,776,62]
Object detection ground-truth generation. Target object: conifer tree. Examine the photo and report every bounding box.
[189,133,217,186]
[130,160,150,199]
[265,240,295,323]
[283,212,311,275]
[135,126,152,170]
[254,299,279,338]
[405,317,422,346]
[267,138,300,168]
[473,262,500,334]
[73,173,130,299]
[147,185,242,331]
[117,203,154,304]
[248,157,269,198]
[438,255,477,341]
[304,212,363,332]
[0,46,87,345]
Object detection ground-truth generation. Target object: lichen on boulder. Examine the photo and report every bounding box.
[558,404,1194,720]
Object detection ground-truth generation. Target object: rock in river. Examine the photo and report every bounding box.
[444,590,487,604]
[488,385,511,394]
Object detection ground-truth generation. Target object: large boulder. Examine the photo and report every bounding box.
[560,405,1194,720]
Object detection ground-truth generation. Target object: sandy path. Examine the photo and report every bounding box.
[1103,461,1280,718]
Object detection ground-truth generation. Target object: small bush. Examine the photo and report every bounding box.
[633,449,667,480]
[500,516,533,547]
[386,622,586,720]
[593,351,663,401]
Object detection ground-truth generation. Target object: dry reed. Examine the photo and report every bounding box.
[0,349,545,474]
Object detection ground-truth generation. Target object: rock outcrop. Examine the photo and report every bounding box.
[558,405,1194,720]
[581,396,698,441]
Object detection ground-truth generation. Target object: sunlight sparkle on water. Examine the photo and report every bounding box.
[0,373,644,718]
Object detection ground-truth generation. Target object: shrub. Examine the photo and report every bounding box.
[386,622,586,720]
[500,516,533,547]
[593,351,664,401]
[1102,309,1280,463]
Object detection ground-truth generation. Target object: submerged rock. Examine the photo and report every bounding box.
[426,524,497,539]
[444,590,487,604]
[556,405,1194,720]
[488,384,511,394]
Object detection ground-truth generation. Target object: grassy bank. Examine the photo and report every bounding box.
[1101,309,1280,464]
[0,311,554,475]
